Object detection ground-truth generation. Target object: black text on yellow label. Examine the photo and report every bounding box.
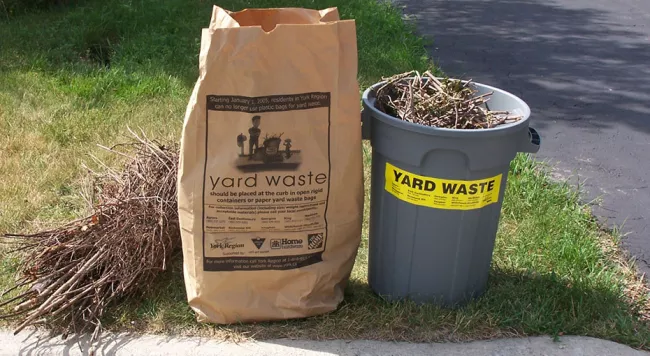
[385,163,502,210]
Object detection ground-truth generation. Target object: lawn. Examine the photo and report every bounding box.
[1,0,649,349]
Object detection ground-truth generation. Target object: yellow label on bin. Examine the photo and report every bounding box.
[384,162,502,210]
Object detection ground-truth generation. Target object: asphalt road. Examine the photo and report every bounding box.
[395,0,650,277]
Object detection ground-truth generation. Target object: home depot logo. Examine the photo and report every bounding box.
[308,233,324,250]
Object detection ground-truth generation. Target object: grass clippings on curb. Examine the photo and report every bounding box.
[1,0,649,350]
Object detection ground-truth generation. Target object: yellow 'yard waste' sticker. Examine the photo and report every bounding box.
[385,162,502,210]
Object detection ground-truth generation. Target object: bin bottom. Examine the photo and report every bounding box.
[368,278,489,307]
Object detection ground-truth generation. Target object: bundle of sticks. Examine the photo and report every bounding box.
[374,70,522,129]
[0,131,181,349]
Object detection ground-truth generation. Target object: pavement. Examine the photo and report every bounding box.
[393,0,650,278]
[0,331,648,356]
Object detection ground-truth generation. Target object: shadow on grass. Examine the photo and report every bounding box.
[0,0,430,97]
[0,0,87,19]
[100,254,649,350]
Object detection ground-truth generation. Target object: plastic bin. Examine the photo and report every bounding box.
[362,80,540,305]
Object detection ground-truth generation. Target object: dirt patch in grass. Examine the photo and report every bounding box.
[81,28,119,67]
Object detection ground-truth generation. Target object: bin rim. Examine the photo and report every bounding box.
[362,79,531,138]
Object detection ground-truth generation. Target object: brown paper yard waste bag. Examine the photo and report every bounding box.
[177,6,363,324]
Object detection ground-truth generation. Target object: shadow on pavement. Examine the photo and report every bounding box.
[396,0,650,133]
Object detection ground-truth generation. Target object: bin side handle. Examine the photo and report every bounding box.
[520,127,541,153]
[361,109,372,140]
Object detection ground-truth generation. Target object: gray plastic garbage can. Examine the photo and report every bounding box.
[362,80,540,306]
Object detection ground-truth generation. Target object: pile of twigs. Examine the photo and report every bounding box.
[0,131,180,350]
[374,70,522,129]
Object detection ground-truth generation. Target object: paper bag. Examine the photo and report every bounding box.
[177,6,363,323]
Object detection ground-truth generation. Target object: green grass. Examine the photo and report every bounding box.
[1,0,649,350]
[102,153,650,348]
[0,0,429,233]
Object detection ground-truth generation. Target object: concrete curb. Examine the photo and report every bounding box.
[0,331,647,356]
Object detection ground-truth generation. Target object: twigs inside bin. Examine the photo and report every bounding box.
[374,71,522,129]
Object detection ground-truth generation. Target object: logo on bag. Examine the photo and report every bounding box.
[270,238,303,249]
[251,237,266,250]
[210,237,245,250]
[308,233,324,250]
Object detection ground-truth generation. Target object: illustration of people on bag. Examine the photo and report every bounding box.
[235,115,302,172]
[248,115,262,160]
